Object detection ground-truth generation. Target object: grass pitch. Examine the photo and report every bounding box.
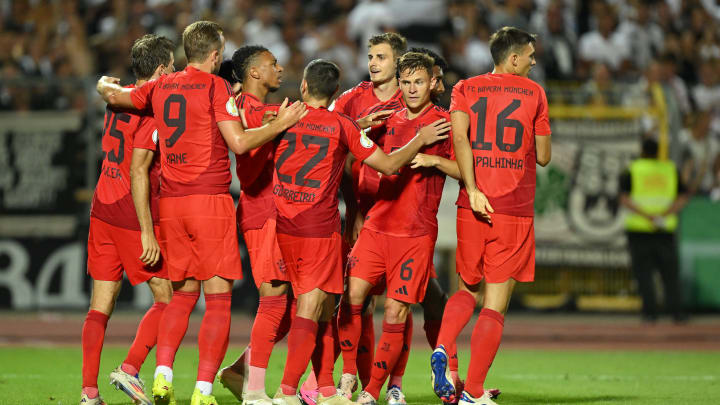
[1,346,718,405]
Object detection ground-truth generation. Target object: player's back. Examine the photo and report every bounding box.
[273,106,376,237]
[92,84,158,230]
[452,73,550,216]
[132,66,238,197]
[365,105,451,239]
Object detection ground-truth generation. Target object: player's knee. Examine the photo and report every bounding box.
[148,277,172,304]
[89,280,121,314]
[348,284,369,306]
[384,299,409,323]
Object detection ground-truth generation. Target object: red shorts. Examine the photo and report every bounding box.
[243,218,288,288]
[349,228,434,304]
[87,217,168,285]
[456,208,535,284]
[277,232,344,295]
[158,194,243,282]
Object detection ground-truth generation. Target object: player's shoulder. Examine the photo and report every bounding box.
[340,81,373,99]
[334,110,362,130]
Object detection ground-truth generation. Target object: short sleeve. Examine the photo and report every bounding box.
[213,76,241,123]
[449,80,468,113]
[341,115,376,161]
[133,116,158,151]
[534,86,551,136]
[130,80,158,110]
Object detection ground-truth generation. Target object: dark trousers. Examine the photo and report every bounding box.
[627,232,684,320]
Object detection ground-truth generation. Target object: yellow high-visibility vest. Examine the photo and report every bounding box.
[625,158,678,232]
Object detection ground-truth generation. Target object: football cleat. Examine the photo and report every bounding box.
[354,391,377,405]
[272,387,303,405]
[109,366,152,405]
[299,386,319,405]
[316,391,355,405]
[431,345,456,402]
[217,346,249,401]
[152,373,176,405]
[385,385,406,405]
[79,393,106,405]
[458,390,497,405]
[336,373,358,399]
[443,380,501,404]
[243,389,274,405]
[190,388,219,405]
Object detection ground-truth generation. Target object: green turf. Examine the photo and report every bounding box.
[0,346,718,405]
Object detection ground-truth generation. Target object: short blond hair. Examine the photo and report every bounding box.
[183,21,223,63]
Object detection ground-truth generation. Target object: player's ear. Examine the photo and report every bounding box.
[300,80,308,96]
[250,66,261,80]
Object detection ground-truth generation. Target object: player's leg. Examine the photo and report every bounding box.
[313,296,352,405]
[357,298,410,404]
[385,313,411,405]
[420,277,447,348]
[277,287,328,400]
[82,279,121,403]
[357,295,376,389]
[336,277,373,396]
[153,278,201,405]
[461,280,515,405]
[111,276,171,405]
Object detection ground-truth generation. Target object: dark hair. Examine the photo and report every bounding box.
[409,47,448,72]
[183,21,223,63]
[218,59,236,84]
[489,26,536,66]
[641,138,659,158]
[396,52,434,77]
[368,32,407,59]
[130,34,174,80]
[303,59,340,99]
[231,45,269,83]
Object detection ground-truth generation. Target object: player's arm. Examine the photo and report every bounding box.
[452,110,493,219]
[536,135,552,166]
[96,76,137,109]
[130,147,161,266]
[410,153,461,179]
[218,98,307,155]
[363,119,451,175]
[357,110,394,129]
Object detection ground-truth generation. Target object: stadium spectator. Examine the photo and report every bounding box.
[681,111,720,196]
[578,2,629,76]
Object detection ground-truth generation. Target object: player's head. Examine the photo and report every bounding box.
[367,32,407,84]
[408,47,448,100]
[396,52,436,111]
[232,45,283,92]
[183,20,225,73]
[301,59,341,102]
[130,34,175,81]
[489,26,536,77]
[640,138,659,159]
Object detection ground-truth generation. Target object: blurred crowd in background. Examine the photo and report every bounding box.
[1,0,719,196]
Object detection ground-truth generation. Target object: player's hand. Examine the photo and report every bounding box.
[417,119,451,146]
[410,153,437,169]
[96,76,120,95]
[262,110,278,125]
[468,188,494,222]
[357,110,393,129]
[276,98,308,130]
[139,231,161,267]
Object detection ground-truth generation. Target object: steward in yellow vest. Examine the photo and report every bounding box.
[619,139,688,323]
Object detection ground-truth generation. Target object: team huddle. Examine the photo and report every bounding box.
[82,20,550,405]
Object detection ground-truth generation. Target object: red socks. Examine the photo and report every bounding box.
[364,321,405,399]
[312,321,337,398]
[122,302,167,375]
[197,292,232,383]
[250,295,292,368]
[156,291,200,368]
[465,308,504,397]
[280,316,318,394]
[358,313,375,387]
[389,313,412,383]
[337,303,363,375]
[436,290,475,351]
[82,310,110,393]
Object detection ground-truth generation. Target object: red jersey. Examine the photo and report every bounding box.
[450,73,551,216]
[364,105,451,240]
[131,66,240,197]
[235,92,280,231]
[272,106,378,237]
[330,81,402,121]
[91,84,160,231]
